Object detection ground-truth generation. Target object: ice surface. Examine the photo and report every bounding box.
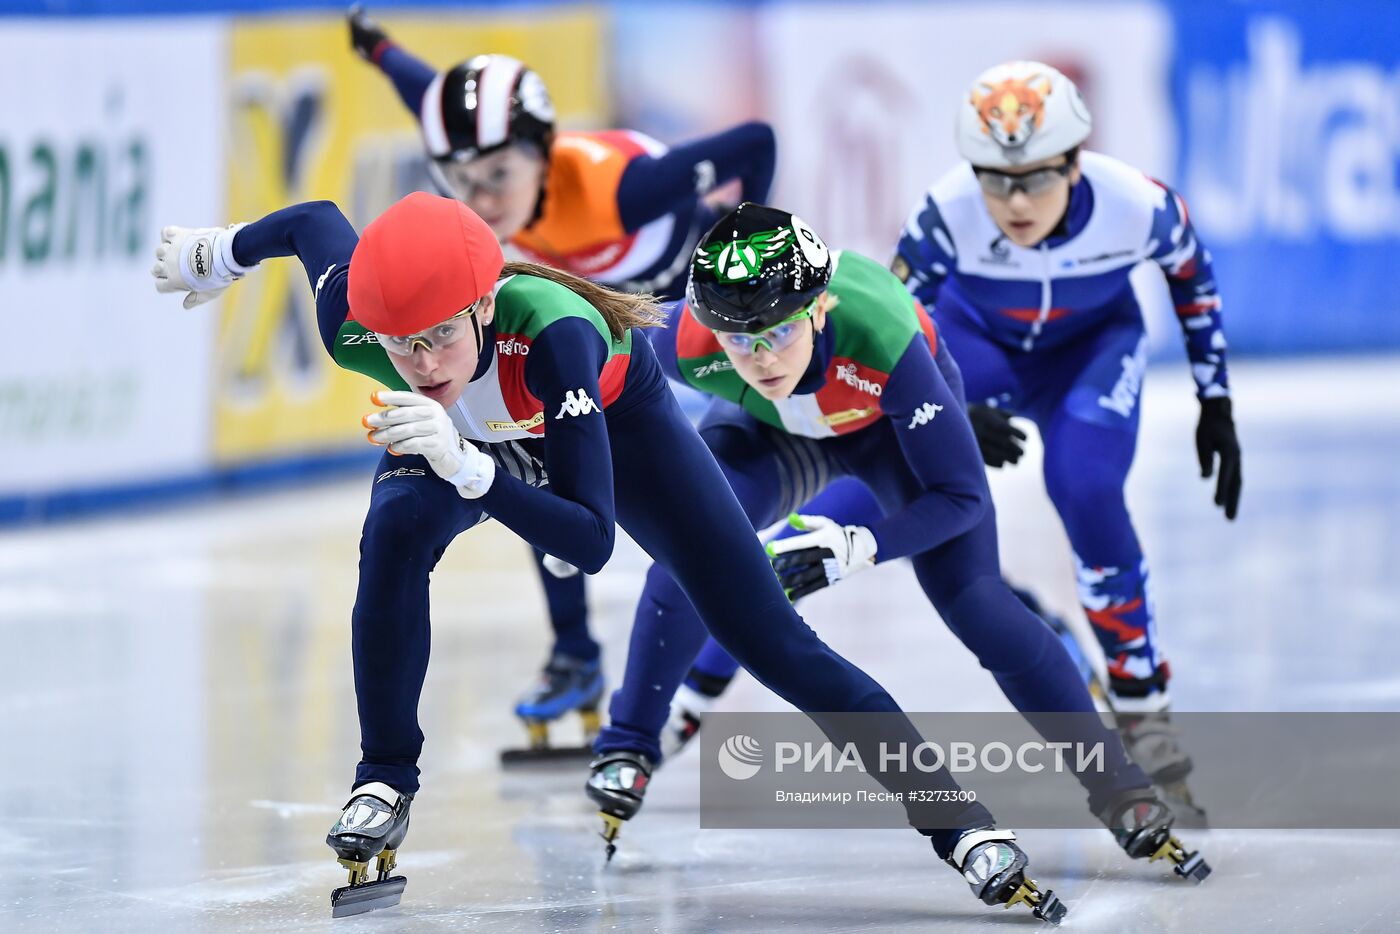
[2,357,1398,932]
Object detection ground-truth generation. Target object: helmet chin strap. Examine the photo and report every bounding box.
[470,307,484,350]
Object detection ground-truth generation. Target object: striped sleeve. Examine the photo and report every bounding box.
[1147,179,1230,399]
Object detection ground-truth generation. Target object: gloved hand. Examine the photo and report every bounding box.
[1195,396,1241,520]
[364,390,496,498]
[542,554,580,578]
[348,5,392,62]
[151,224,253,309]
[967,403,1027,468]
[766,513,878,600]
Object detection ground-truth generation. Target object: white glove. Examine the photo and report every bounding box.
[765,513,877,599]
[542,554,581,578]
[364,390,496,498]
[151,224,255,309]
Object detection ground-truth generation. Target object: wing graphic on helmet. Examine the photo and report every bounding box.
[695,228,795,284]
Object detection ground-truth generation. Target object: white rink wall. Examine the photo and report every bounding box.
[0,20,226,505]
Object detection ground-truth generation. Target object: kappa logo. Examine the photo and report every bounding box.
[835,363,883,397]
[376,467,427,483]
[907,402,944,429]
[315,263,337,299]
[555,389,600,419]
[692,358,735,378]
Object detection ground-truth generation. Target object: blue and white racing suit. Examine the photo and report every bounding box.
[890,150,1230,708]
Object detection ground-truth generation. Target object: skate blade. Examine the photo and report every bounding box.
[1172,849,1211,883]
[1150,835,1211,884]
[1005,879,1068,926]
[599,812,625,864]
[499,744,595,766]
[330,875,406,918]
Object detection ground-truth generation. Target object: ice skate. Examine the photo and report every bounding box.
[325,782,412,917]
[944,828,1068,925]
[1098,788,1211,882]
[1117,707,1208,827]
[660,667,736,760]
[585,750,653,862]
[500,652,605,765]
[1024,585,1210,827]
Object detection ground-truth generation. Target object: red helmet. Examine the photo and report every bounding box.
[348,192,505,335]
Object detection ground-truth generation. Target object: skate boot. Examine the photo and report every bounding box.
[1116,705,1207,827]
[1098,788,1211,883]
[500,652,605,765]
[325,782,412,917]
[658,672,725,760]
[944,828,1068,925]
[585,750,653,862]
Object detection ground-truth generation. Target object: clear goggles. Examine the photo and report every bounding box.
[714,306,814,357]
[973,161,1074,199]
[373,301,480,357]
[430,155,515,204]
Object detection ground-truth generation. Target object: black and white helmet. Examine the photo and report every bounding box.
[687,202,832,334]
[419,54,555,163]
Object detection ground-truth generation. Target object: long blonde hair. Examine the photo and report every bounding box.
[500,261,667,342]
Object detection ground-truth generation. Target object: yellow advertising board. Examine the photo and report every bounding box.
[216,8,607,462]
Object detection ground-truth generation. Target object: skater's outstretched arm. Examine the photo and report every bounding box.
[348,6,437,118]
[152,200,412,390]
[615,122,776,233]
[229,201,359,356]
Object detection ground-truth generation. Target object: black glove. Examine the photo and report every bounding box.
[348,5,391,62]
[967,403,1027,468]
[1195,396,1241,520]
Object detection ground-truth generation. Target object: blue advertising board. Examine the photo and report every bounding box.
[1169,0,1400,353]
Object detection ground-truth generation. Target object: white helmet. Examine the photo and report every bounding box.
[955,61,1092,168]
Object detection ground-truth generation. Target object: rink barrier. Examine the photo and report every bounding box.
[0,448,379,527]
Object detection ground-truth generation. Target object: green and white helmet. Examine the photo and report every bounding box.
[687,202,831,333]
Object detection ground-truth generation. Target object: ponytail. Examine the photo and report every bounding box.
[500,261,666,341]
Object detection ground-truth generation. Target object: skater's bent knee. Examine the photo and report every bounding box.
[361,486,440,552]
[939,578,1056,670]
